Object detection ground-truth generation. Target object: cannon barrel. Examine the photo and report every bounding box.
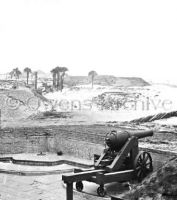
[105,130,153,151]
[130,130,153,139]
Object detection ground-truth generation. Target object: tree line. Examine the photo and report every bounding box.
[9,67,98,91]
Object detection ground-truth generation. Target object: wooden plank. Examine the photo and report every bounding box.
[73,168,94,173]
[94,152,106,167]
[62,169,104,183]
[96,170,134,184]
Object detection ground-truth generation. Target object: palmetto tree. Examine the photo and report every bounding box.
[51,68,57,88]
[55,66,63,91]
[15,68,22,79]
[24,67,32,85]
[60,67,68,91]
[9,68,22,79]
[51,66,68,91]
[9,71,14,79]
[88,70,97,88]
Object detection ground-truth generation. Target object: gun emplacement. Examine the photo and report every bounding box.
[62,129,154,199]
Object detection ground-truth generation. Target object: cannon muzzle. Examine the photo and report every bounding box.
[105,130,153,151]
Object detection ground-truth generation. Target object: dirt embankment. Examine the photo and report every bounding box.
[0,88,51,122]
[64,75,149,87]
[118,157,177,200]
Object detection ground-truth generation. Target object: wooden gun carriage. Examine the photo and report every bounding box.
[62,129,153,199]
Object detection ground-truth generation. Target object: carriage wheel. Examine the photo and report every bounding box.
[97,185,106,197]
[134,151,153,182]
[76,181,83,192]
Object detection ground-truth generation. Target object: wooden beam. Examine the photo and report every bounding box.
[96,170,135,184]
[94,152,106,167]
[74,168,94,173]
[62,169,104,183]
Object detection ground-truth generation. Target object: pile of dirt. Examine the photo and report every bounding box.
[0,88,51,122]
[28,111,73,120]
[92,91,138,110]
[118,157,177,200]
[0,80,26,89]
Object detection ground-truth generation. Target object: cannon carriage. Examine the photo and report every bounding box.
[62,129,154,199]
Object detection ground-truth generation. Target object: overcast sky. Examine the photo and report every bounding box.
[0,0,177,82]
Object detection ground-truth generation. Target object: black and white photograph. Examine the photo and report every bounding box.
[0,0,177,199]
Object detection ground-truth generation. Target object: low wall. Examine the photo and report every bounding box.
[0,125,106,158]
[0,125,175,170]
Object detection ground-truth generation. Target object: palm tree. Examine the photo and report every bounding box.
[24,67,32,85]
[88,70,97,88]
[9,71,14,79]
[51,66,68,91]
[55,66,63,91]
[60,67,68,91]
[51,68,57,88]
[15,68,22,79]
[9,68,22,79]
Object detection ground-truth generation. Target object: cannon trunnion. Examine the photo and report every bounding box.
[62,130,154,199]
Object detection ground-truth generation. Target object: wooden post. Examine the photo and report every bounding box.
[34,72,38,89]
[66,182,73,200]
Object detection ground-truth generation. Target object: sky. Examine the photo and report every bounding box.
[0,0,177,82]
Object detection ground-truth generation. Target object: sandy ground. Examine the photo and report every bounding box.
[0,150,173,200]
[0,173,121,200]
[0,84,177,199]
[1,84,177,128]
[0,153,129,200]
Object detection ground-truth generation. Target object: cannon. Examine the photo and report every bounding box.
[105,129,153,151]
[62,129,153,199]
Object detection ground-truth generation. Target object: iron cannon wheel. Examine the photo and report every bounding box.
[76,181,83,192]
[134,151,153,182]
[97,186,106,197]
